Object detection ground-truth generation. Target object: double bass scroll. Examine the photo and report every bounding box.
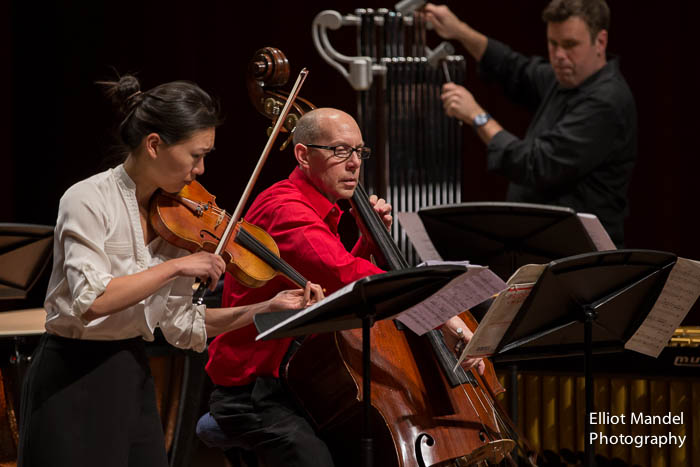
[247,47,316,150]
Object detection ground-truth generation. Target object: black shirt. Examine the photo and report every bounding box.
[480,39,637,246]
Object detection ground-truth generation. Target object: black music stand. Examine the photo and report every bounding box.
[487,249,677,467]
[0,224,53,432]
[416,202,602,281]
[254,265,471,467]
[0,223,54,309]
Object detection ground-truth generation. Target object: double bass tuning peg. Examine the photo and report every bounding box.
[279,126,296,151]
[266,114,298,151]
[266,125,296,151]
[264,97,282,118]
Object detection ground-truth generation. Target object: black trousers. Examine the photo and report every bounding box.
[18,333,168,467]
[209,377,335,467]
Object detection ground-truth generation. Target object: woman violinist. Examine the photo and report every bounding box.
[17,74,324,467]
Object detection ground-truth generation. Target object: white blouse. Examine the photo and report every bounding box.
[44,164,207,352]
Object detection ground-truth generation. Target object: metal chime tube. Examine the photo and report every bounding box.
[354,8,463,264]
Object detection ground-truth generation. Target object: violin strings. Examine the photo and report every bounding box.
[200,205,230,218]
[178,196,231,218]
[180,198,308,289]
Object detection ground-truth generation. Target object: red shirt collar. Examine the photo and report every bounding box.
[289,167,343,226]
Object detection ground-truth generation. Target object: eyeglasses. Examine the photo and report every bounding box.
[304,144,371,160]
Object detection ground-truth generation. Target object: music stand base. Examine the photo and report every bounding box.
[361,438,373,467]
[584,308,595,467]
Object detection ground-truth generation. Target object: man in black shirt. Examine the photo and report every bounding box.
[425,0,636,246]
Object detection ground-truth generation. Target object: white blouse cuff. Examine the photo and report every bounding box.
[162,299,208,352]
[190,304,208,352]
[71,264,114,325]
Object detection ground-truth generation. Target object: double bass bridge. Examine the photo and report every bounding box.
[423,438,516,467]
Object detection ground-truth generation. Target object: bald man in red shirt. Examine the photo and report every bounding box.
[200,108,480,467]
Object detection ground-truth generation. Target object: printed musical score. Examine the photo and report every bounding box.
[397,263,506,335]
[625,257,700,357]
[456,264,547,364]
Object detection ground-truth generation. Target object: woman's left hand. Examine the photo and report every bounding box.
[268,281,325,312]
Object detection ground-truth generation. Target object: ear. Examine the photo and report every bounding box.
[294,143,311,169]
[595,29,608,55]
[145,133,161,160]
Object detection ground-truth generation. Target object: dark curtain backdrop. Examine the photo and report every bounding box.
[4,1,699,267]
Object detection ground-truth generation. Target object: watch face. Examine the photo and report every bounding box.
[474,113,490,127]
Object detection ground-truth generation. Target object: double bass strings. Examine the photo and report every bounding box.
[453,365,499,442]
[454,364,533,464]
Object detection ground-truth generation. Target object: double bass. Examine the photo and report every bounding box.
[248,47,534,467]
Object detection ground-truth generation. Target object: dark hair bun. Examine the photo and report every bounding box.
[97,74,142,115]
[97,71,222,151]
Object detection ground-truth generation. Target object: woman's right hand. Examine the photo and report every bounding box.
[174,251,226,291]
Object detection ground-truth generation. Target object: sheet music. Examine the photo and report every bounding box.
[625,257,700,357]
[397,265,506,335]
[397,212,443,261]
[577,213,616,251]
[457,264,547,362]
[504,262,547,285]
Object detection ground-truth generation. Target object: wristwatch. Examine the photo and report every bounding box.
[472,112,491,128]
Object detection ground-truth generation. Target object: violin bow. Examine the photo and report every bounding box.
[193,68,309,304]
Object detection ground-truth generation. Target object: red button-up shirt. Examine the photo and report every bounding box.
[206,168,384,386]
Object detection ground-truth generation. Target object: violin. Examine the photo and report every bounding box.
[149,180,308,289]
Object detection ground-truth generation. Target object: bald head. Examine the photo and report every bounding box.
[293,108,365,203]
[293,108,359,147]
